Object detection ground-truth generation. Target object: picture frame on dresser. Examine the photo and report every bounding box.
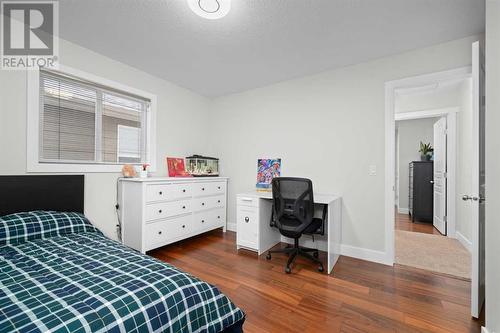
[118,177,228,253]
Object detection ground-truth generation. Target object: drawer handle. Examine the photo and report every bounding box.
[202,202,205,206]
[245,217,249,223]
[158,231,162,235]
[182,189,186,193]
[241,198,253,202]
[182,206,186,209]
[202,220,205,223]
[182,225,186,228]
[217,200,221,203]
[158,209,162,213]
[218,186,221,190]
[159,191,163,195]
[217,215,220,219]
[202,187,205,191]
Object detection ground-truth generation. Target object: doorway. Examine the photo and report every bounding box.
[385,40,486,318]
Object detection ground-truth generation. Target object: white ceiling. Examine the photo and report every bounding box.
[59,0,484,97]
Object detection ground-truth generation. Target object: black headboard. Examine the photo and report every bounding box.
[0,175,84,216]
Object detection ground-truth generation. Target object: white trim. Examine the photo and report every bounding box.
[456,231,472,253]
[385,67,471,265]
[481,327,491,333]
[340,244,392,266]
[226,222,237,232]
[398,208,409,214]
[395,107,459,121]
[26,64,157,173]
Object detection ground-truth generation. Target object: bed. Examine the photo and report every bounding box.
[0,175,245,333]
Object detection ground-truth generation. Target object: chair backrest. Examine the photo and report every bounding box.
[272,177,314,228]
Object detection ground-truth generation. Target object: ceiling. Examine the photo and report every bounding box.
[59,0,485,98]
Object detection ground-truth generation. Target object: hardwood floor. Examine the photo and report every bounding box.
[396,212,443,235]
[149,229,483,333]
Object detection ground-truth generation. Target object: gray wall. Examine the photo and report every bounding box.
[485,1,500,331]
[207,36,478,254]
[396,118,438,212]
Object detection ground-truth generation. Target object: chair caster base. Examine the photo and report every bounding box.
[285,267,292,274]
[313,251,319,258]
[266,253,271,260]
[318,265,324,273]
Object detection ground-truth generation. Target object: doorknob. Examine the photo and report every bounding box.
[430,180,434,184]
[462,195,472,201]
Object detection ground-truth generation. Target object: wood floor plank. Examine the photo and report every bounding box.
[149,229,483,333]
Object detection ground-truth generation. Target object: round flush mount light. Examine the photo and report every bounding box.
[187,0,231,20]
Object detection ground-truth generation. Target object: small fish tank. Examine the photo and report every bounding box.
[186,155,219,177]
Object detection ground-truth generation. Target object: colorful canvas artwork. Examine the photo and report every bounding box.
[256,158,281,189]
[167,157,192,177]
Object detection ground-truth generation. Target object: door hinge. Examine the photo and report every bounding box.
[443,216,447,222]
[443,172,447,178]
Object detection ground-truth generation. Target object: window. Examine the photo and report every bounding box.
[27,66,156,172]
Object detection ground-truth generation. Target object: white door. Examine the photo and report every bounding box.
[433,117,447,235]
[466,41,486,318]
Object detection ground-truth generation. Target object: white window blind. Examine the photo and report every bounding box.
[39,70,150,165]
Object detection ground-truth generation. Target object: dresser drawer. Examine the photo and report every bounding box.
[193,208,225,232]
[192,195,225,211]
[146,199,191,221]
[192,181,226,197]
[146,183,192,202]
[144,215,193,248]
[236,206,259,250]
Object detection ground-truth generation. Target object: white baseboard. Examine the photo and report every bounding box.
[398,207,409,214]
[455,231,472,253]
[340,244,392,266]
[226,222,237,232]
[227,221,393,266]
[481,327,491,333]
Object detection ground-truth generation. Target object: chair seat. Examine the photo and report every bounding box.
[304,218,323,234]
[278,216,323,238]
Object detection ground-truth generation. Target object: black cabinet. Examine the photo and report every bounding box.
[409,161,433,223]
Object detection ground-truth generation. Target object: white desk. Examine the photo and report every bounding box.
[236,190,342,274]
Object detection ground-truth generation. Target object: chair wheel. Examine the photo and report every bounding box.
[318,265,324,272]
[266,253,271,260]
[285,267,292,274]
[313,251,319,258]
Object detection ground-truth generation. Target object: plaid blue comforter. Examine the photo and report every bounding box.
[0,212,244,333]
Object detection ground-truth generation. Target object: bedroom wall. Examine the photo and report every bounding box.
[0,38,211,239]
[207,36,479,259]
[485,1,500,331]
[396,118,437,213]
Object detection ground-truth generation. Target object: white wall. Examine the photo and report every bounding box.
[0,38,211,239]
[456,78,474,243]
[396,118,437,212]
[207,36,478,255]
[485,1,500,331]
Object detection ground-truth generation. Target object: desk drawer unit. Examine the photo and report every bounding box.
[119,178,228,253]
[236,204,259,250]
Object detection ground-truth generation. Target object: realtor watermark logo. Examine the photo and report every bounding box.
[1,1,58,70]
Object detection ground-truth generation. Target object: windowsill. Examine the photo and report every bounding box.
[27,162,157,173]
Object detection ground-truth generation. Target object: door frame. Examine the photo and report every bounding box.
[384,66,471,265]
[395,108,457,237]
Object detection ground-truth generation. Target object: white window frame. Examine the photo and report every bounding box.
[27,64,157,173]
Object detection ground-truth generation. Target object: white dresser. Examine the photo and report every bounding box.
[118,177,228,253]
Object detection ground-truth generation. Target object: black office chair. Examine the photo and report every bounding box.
[265,177,324,274]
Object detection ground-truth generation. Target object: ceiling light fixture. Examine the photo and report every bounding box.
[187,0,230,20]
